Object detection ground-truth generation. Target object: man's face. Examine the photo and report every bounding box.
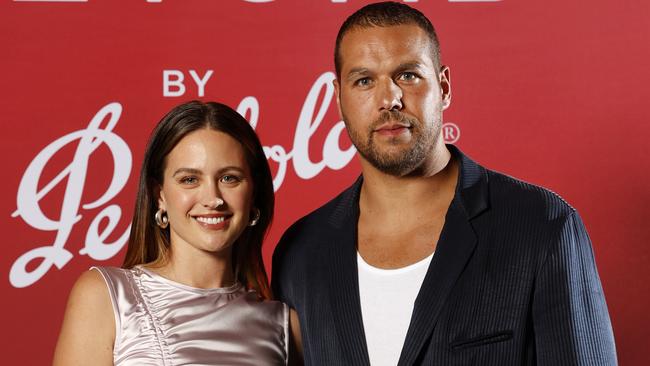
[334,24,451,176]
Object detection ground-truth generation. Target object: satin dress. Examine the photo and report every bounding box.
[93,266,289,366]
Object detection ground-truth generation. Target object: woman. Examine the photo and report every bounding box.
[54,101,302,365]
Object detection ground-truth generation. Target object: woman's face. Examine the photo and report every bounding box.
[158,128,254,259]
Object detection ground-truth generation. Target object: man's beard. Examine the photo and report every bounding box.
[344,110,440,176]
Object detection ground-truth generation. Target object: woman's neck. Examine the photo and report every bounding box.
[146,248,236,289]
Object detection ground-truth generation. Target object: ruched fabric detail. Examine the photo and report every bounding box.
[93,266,288,366]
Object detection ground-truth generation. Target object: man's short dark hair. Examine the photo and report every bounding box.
[334,1,441,78]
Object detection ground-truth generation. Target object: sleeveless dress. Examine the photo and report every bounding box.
[93,266,289,366]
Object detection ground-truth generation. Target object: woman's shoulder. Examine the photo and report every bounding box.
[72,268,113,299]
[91,266,140,293]
[53,270,116,365]
[62,268,116,338]
[90,265,131,280]
[67,267,124,313]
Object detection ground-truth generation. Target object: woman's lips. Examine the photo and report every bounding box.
[193,214,231,230]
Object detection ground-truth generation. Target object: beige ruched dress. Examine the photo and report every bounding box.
[93,266,288,366]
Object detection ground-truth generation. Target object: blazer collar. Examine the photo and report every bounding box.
[328,145,489,227]
[325,145,489,365]
[448,144,490,220]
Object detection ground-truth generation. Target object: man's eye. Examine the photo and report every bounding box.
[180,176,198,185]
[398,72,418,82]
[354,78,372,87]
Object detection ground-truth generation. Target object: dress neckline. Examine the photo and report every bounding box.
[135,265,243,295]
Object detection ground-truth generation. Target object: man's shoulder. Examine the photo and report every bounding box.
[276,179,358,253]
[484,167,576,222]
[452,145,575,223]
[272,179,359,297]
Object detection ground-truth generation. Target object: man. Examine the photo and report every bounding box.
[273,2,617,365]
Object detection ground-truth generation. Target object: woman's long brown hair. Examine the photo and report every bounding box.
[122,101,274,299]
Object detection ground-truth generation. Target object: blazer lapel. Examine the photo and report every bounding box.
[398,146,489,365]
[397,199,477,365]
[326,177,371,366]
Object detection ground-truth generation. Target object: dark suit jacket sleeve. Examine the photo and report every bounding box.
[272,226,297,309]
[532,211,617,365]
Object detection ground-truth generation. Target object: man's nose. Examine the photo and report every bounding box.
[378,79,403,111]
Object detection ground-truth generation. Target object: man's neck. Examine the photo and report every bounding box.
[359,145,457,215]
[356,144,459,269]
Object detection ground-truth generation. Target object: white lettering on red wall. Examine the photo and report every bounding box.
[163,69,214,97]
[10,70,460,287]
[247,72,357,190]
[10,103,132,288]
[10,72,358,288]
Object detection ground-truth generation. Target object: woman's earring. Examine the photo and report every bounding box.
[248,208,260,227]
[155,208,169,229]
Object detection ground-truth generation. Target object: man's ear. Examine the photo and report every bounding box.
[439,65,451,110]
[333,78,343,119]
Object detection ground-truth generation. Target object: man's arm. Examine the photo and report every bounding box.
[532,211,617,365]
[273,228,304,365]
[272,232,295,308]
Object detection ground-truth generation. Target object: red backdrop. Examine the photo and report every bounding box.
[2,0,648,364]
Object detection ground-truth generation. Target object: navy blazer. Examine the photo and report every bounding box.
[272,146,617,365]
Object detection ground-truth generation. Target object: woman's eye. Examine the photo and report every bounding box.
[221,175,241,184]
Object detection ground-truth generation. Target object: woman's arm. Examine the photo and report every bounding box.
[288,308,304,366]
[53,269,115,366]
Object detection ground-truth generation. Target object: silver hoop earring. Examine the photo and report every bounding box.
[248,208,260,227]
[155,208,169,229]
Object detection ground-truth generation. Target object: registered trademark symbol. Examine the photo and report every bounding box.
[442,122,460,144]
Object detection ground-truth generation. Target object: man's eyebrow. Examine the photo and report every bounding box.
[172,168,202,177]
[394,62,425,73]
[346,67,370,80]
[345,62,427,81]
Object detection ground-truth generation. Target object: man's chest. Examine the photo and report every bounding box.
[357,217,445,268]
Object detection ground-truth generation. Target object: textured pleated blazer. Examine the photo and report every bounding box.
[272,145,617,365]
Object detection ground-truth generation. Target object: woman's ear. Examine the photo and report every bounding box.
[156,185,166,211]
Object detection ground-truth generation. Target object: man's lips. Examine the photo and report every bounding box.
[373,123,411,136]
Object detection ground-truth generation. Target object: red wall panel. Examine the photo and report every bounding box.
[1,1,648,364]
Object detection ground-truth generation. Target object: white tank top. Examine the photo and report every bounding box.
[357,252,434,366]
